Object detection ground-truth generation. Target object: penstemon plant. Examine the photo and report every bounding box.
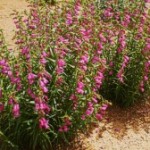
[0,1,109,150]
[0,0,150,149]
[94,0,150,106]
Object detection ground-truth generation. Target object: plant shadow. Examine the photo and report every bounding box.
[65,97,150,150]
[97,97,150,139]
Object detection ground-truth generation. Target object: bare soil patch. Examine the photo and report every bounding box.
[0,0,28,48]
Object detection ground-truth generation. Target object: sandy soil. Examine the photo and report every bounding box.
[0,0,28,48]
[0,1,150,150]
[74,98,150,150]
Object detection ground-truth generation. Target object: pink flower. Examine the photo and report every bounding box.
[80,28,92,41]
[35,101,50,113]
[92,97,98,103]
[56,59,66,74]
[109,71,113,75]
[59,118,71,132]
[85,107,94,116]
[70,94,77,101]
[96,113,103,121]
[124,56,130,63]
[56,67,64,74]
[81,115,86,120]
[21,47,29,55]
[64,117,72,126]
[142,39,150,56]
[76,88,84,94]
[63,126,69,132]
[12,103,20,118]
[0,59,6,66]
[117,70,124,83]
[97,42,103,54]
[27,88,36,99]
[70,94,78,110]
[59,37,69,44]
[59,125,69,132]
[92,56,100,64]
[145,0,150,3]
[117,55,130,83]
[144,76,148,81]
[109,61,114,67]
[39,79,48,93]
[121,14,131,27]
[140,88,145,92]
[28,24,36,29]
[76,81,84,94]
[100,104,108,111]
[79,54,89,71]
[77,81,84,88]
[8,98,15,105]
[39,118,49,129]
[80,55,89,64]
[75,0,82,16]
[42,77,49,84]
[103,8,113,18]
[94,71,104,89]
[0,103,4,112]
[57,59,66,67]
[15,39,24,44]
[99,33,106,43]
[58,127,63,132]
[66,12,73,25]
[40,58,47,65]
[27,73,37,84]
[117,31,126,53]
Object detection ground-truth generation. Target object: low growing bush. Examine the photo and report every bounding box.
[0,1,108,150]
[0,0,150,149]
[94,0,150,106]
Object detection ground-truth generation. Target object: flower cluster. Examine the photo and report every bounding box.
[0,0,149,149]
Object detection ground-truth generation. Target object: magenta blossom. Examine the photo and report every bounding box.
[145,0,150,3]
[39,117,49,129]
[66,12,73,25]
[27,73,37,84]
[35,101,50,113]
[39,80,48,93]
[12,103,20,118]
[57,59,66,67]
[96,113,103,121]
[76,81,84,94]
[0,103,4,112]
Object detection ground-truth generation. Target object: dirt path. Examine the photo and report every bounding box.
[0,1,150,150]
[77,98,150,150]
[0,0,28,48]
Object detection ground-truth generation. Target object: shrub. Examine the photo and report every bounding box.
[94,0,150,106]
[0,1,108,150]
[0,30,19,149]
[0,0,150,149]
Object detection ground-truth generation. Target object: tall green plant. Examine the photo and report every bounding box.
[94,0,150,106]
[0,1,108,149]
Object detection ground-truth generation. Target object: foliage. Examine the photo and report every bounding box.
[0,0,150,149]
[94,0,150,106]
[28,0,56,5]
[0,1,108,150]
